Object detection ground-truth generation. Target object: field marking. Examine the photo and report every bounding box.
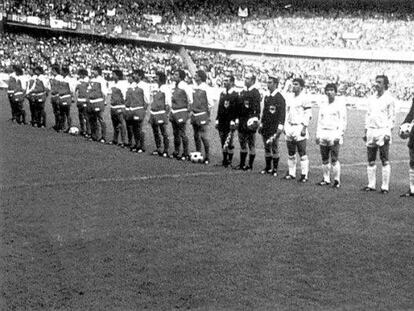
[0,160,409,191]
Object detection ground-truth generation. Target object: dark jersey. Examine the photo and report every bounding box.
[237,87,261,133]
[261,91,286,136]
[216,88,238,132]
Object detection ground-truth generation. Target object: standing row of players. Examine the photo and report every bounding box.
[6,65,414,197]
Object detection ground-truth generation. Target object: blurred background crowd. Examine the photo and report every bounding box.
[3,0,414,51]
[1,32,413,101]
[1,0,414,101]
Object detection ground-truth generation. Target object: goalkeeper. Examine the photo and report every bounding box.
[258,75,286,176]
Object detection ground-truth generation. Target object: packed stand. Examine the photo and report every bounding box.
[3,0,414,52]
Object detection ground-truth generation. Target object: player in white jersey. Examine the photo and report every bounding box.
[283,78,312,182]
[362,75,396,194]
[315,83,347,188]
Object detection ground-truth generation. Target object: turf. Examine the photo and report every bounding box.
[1,91,413,310]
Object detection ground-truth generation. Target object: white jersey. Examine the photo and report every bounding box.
[284,91,312,127]
[365,90,396,131]
[316,97,347,139]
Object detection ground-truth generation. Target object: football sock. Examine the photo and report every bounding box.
[265,156,272,170]
[381,164,391,191]
[288,155,296,177]
[228,152,233,163]
[409,168,414,193]
[249,154,256,168]
[367,165,376,189]
[300,155,309,178]
[332,161,341,183]
[322,163,331,183]
[222,152,228,164]
[272,157,279,171]
[240,152,247,167]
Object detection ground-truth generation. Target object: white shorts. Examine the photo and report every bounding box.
[366,128,392,147]
[318,129,343,146]
[284,124,308,142]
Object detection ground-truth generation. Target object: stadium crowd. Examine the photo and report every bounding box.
[1,33,414,102]
[3,0,414,52]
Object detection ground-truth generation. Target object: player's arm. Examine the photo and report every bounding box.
[276,93,286,135]
[253,89,261,119]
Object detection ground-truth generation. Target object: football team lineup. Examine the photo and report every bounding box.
[4,66,414,197]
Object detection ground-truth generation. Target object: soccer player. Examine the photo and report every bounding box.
[399,97,414,197]
[259,75,286,176]
[108,69,128,147]
[216,75,238,167]
[170,69,192,161]
[283,78,312,182]
[191,69,214,164]
[58,66,75,132]
[315,83,347,188]
[7,65,27,124]
[49,65,63,131]
[234,72,261,171]
[26,66,48,128]
[149,71,170,157]
[362,75,396,194]
[124,70,149,152]
[89,66,108,143]
[75,68,91,137]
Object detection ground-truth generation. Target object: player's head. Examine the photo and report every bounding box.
[61,66,70,77]
[173,69,186,83]
[325,83,337,102]
[223,75,235,89]
[77,68,88,79]
[195,70,207,84]
[91,66,102,78]
[112,69,123,81]
[292,78,305,95]
[34,66,44,75]
[13,65,23,76]
[133,69,145,82]
[267,75,279,92]
[375,75,389,93]
[244,72,256,88]
[51,64,60,76]
[155,71,166,86]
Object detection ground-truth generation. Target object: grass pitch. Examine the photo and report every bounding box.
[1,91,413,310]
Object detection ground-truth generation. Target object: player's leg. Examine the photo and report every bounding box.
[261,135,272,174]
[379,142,391,193]
[365,146,377,191]
[179,123,189,159]
[200,125,210,163]
[297,139,309,182]
[151,121,162,154]
[285,140,297,179]
[271,137,280,176]
[137,120,145,153]
[331,143,341,187]
[246,132,256,170]
[318,144,331,185]
[193,123,202,152]
[235,131,248,170]
[160,123,169,157]
[401,148,414,196]
[219,129,228,166]
[171,121,180,158]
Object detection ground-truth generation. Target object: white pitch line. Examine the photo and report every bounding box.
[0,160,409,190]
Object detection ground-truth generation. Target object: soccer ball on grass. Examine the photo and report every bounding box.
[190,152,204,163]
